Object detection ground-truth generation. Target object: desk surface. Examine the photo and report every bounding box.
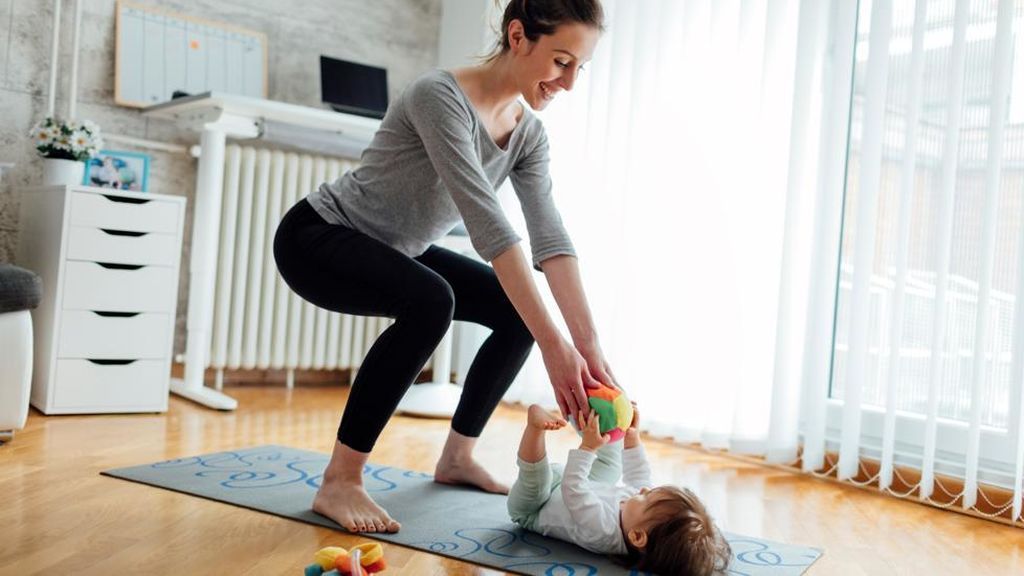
[142,92,381,140]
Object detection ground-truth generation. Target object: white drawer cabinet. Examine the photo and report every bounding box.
[66,226,180,267]
[16,185,186,414]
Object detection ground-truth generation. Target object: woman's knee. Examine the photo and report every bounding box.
[402,276,455,330]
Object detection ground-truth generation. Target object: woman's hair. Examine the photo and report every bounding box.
[618,486,732,576]
[483,0,605,62]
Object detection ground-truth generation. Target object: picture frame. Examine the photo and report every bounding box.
[82,149,150,192]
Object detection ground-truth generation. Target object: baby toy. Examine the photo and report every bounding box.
[304,542,387,576]
[573,383,634,443]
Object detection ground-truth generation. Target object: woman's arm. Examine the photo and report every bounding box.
[539,254,619,389]
[492,245,598,418]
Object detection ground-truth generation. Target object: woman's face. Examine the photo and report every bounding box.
[512,21,600,111]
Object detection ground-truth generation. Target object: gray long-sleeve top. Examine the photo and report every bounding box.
[307,69,576,269]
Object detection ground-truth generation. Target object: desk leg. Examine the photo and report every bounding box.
[170,127,238,410]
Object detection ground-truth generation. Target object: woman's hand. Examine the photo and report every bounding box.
[541,337,602,420]
[576,340,621,391]
[578,409,610,452]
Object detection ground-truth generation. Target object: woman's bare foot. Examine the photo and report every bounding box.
[433,428,510,494]
[434,457,510,494]
[312,479,401,533]
[528,404,568,431]
[311,440,400,533]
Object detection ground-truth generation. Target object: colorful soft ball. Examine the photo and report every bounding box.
[573,384,633,443]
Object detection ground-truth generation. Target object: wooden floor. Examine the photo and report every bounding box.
[2,385,1022,576]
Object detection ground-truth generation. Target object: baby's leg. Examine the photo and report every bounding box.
[507,457,554,531]
[588,442,623,485]
[517,404,567,463]
[508,405,567,530]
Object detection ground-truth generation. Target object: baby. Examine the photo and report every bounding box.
[507,404,731,575]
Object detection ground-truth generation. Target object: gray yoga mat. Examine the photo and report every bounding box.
[102,445,821,575]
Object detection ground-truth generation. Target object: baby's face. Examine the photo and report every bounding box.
[619,486,662,535]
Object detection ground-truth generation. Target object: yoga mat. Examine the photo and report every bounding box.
[102,445,821,575]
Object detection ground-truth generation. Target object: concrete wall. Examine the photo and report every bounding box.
[0,0,441,354]
[437,0,494,69]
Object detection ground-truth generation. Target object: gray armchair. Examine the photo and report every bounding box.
[0,263,42,442]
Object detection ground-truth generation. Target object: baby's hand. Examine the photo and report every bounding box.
[624,402,641,447]
[579,409,610,452]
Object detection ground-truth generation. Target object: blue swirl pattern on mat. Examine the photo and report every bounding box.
[724,539,821,575]
[136,446,820,576]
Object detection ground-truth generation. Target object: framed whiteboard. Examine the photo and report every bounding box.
[115,0,268,108]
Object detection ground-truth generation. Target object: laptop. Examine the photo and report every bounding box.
[320,56,389,120]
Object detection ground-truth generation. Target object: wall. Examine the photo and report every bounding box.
[0,0,441,354]
[437,0,493,69]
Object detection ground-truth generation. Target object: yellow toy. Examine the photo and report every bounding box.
[306,543,387,576]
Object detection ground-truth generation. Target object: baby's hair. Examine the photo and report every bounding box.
[619,486,731,576]
[482,0,606,62]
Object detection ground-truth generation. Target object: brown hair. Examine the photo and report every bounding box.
[484,0,606,62]
[619,486,732,575]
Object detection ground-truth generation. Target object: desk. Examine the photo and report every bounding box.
[144,92,380,410]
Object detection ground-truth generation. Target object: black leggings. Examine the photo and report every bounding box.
[273,198,535,453]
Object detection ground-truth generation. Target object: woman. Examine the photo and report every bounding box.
[273,0,612,534]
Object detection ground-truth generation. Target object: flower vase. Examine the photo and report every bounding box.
[41,158,85,186]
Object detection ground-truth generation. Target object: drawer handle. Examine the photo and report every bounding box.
[100,228,149,238]
[102,194,151,205]
[96,262,145,270]
[87,359,138,366]
[93,311,141,318]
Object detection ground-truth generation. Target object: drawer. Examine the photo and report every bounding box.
[70,191,179,234]
[62,261,177,313]
[66,226,179,267]
[53,358,168,411]
[59,310,172,359]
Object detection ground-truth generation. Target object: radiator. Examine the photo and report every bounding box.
[207,145,401,387]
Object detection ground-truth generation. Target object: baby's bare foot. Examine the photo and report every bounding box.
[528,404,568,431]
[312,479,401,533]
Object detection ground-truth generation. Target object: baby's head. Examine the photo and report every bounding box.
[619,486,731,575]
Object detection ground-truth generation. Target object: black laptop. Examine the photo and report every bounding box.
[320,56,389,120]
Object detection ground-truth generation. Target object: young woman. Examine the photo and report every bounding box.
[274,0,612,534]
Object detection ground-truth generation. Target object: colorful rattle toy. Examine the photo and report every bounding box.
[573,384,634,443]
[305,543,387,576]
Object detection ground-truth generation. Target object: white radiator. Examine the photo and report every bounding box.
[207,145,401,387]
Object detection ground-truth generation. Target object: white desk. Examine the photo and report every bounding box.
[143,92,381,410]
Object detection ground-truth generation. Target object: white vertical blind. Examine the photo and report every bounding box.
[920,0,968,501]
[826,0,1022,517]
[879,0,927,493]
[839,0,893,481]
[964,0,1015,510]
[801,0,860,474]
[766,0,830,464]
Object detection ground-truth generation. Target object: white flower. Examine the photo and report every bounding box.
[70,130,91,151]
[30,116,102,159]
